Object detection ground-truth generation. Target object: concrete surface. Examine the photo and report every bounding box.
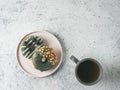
[0,0,120,90]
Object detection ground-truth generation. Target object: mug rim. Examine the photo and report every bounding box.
[75,58,103,86]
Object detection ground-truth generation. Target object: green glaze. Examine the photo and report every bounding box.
[32,51,53,71]
[21,36,44,59]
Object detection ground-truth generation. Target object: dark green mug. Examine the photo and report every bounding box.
[70,56,103,86]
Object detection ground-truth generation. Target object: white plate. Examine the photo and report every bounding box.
[17,31,63,77]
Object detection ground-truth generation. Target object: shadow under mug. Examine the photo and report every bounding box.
[70,56,103,86]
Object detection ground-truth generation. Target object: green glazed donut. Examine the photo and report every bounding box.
[32,51,53,71]
[21,36,44,59]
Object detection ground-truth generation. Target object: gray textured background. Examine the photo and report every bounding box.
[0,0,120,90]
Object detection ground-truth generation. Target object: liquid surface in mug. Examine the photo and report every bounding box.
[76,60,100,83]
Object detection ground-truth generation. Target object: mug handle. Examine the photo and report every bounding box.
[70,56,79,64]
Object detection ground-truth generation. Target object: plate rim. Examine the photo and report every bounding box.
[16,31,63,77]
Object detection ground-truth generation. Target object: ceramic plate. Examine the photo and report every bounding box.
[17,31,63,77]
